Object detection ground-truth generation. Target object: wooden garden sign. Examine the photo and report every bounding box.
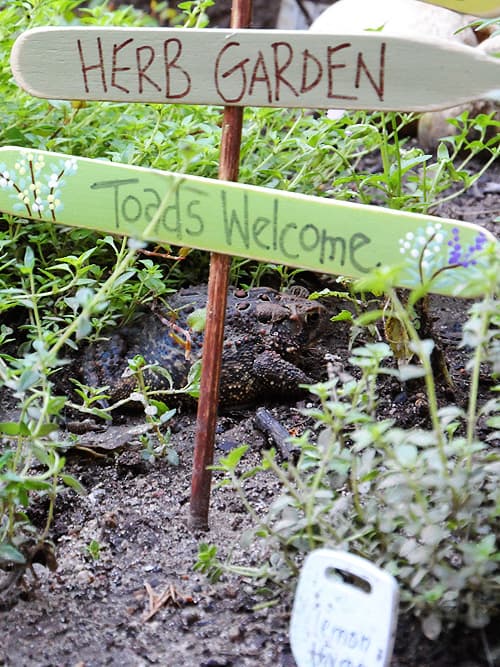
[10,27,500,109]
[0,146,496,298]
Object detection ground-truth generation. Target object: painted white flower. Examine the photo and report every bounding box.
[48,173,59,188]
[0,171,12,187]
[64,157,77,172]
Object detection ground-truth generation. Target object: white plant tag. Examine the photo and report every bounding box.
[290,549,399,667]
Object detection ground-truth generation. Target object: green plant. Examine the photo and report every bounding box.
[85,538,102,561]
[209,265,499,638]
[194,542,223,582]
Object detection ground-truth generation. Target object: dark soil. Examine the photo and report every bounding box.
[1,3,499,667]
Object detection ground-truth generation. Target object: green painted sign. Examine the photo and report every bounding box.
[420,0,500,17]
[0,147,496,297]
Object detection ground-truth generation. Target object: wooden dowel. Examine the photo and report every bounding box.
[188,0,253,531]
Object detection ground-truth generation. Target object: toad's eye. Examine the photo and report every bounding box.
[234,289,248,299]
[306,311,321,326]
[257,311,273,322]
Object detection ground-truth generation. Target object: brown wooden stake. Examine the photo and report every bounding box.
[189,0,253,531]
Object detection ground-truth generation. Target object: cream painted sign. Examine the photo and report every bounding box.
[0,147,496,297]
[10,27,500,111]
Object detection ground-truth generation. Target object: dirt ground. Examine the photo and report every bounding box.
[1,2,500,666]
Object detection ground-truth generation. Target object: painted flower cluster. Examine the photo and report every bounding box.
[0,151,77,222]
[447,226,489,267]
[398,221,492,295]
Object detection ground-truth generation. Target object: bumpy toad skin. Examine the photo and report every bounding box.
[81,285,327,405]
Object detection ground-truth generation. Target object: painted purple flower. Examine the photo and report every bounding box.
[447,228,488,268]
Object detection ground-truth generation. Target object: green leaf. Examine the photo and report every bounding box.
[0,543,26,565]
[187,307,207,332]
[331,309,353,323]
[19,369,40,392]
[22,479,52,491]
[216,445,249,472]
[0,421,30,436]
[353,310,385,326]
[60,474,86,495]
[167,449,180,466]
[35,423,59,437]
[422,613,442,640]
[23,246,35,272]
[3,127,30,144]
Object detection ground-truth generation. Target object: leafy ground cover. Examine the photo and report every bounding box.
[0,1,499,665]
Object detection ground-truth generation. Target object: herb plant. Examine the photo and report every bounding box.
[206,267,499,638]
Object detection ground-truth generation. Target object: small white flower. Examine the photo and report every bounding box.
[410,249,419,258]
[48,173,59,188]
[429,243,441,255]
[145,405,158,417]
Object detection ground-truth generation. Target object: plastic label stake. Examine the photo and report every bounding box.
[290,550,399,667]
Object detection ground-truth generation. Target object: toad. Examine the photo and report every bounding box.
[80,285,327,406]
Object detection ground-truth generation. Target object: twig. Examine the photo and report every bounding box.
[254,408,296,460]
[142,582,192,622]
